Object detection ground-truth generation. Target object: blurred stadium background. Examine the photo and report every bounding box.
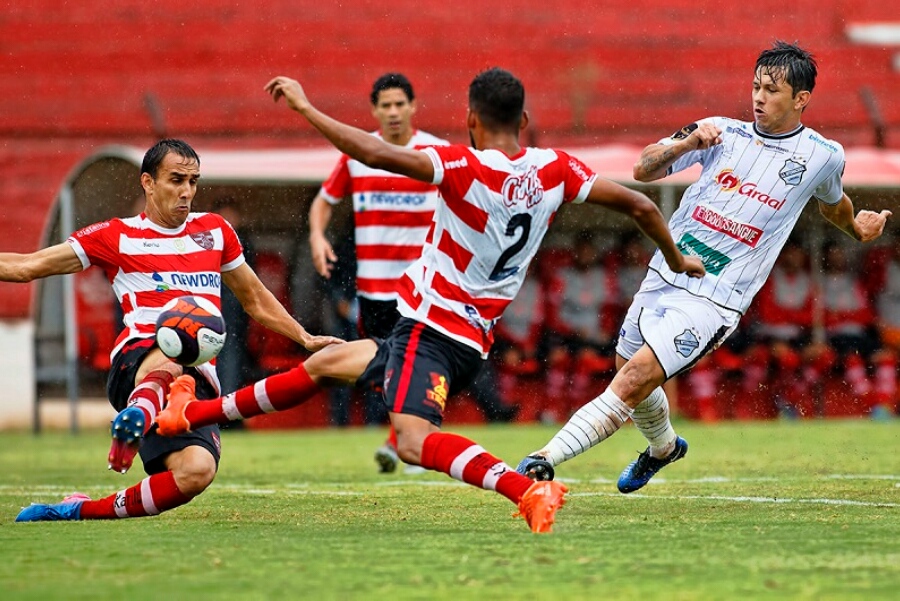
[1,0,899,430]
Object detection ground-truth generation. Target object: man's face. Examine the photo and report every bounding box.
[752,67,806,135]
[372,88,415,144]
[142,152,200,228]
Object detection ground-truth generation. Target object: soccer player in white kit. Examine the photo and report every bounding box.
[517,41,892,491]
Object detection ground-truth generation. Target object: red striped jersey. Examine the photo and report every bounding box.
[318,129,448,301]
[67,212,245,391]
[397,145,597,356]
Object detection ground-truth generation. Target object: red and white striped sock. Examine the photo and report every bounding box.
[78,471,191,520]
[419,432,532,504]
[127,370,174,434]
[184,364,320,428]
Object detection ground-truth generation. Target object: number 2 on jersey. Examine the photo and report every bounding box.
[489,213,532,281]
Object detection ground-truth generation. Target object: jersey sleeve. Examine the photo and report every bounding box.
[216,215,246,272]
[318,155,352,204]
[658,117,719,176]
[422,145,448,186]
[66,220,119,270]
[812,145,845,205]
[555,150,597,204]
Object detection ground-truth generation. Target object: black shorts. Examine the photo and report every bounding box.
[357,297,401,339]
[357,318,484,427]
[107,338,222,476]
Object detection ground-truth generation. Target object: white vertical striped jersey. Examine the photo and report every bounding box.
[318,129,448,301]
[649,117,845,313]
[397,145,597,356]
[67,212,245,389]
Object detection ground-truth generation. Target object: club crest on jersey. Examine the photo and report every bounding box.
[190,230,215,251]
[779,159,807,186]
[673,329,700,358]
[501,165,543,208]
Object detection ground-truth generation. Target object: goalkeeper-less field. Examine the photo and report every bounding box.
[2,420,897,600]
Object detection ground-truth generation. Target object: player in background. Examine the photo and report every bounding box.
[8,139,341,522]
[310,73,515,473]
[156,67,705,533]
[517,41,891,490]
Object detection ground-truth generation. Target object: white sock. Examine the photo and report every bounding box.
[537,389,633,465]
[632,387,677,459]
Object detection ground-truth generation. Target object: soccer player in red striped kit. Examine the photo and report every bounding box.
[158,68,705,533]
[9,139,341,522]
[310,73,518,474]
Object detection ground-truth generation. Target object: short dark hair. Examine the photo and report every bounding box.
[468,67,525,128]
[141,139,199,179]
[370,73,414,105]
[756,41,818,96]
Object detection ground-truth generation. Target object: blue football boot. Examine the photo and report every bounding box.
[617,436,688,493]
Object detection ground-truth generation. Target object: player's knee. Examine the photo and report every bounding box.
[169,450,217,497]
[174,462,216,497]
[395,433,427,465]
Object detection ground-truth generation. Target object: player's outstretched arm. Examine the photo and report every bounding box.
[0,243,83,282]
[818,194,892,243]
[585,178,705,278]
[264,76,435,183]
[633,122,722,182]
[308,194,338,279]
[222,262,344,352]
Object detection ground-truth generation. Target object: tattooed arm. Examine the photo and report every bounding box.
[633,121,723,182]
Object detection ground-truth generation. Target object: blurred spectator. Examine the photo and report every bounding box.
[324,234,359,426]
[819,241,883,410]
[543,230,620,421]
[493,263,547,419]
[752,239,824,418]
[861,234,900,417]
[614,230,652,307]
[212,198,258,397]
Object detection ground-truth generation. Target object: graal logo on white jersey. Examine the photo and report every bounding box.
[501,165,543,208]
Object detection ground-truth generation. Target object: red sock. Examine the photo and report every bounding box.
[419,432,532,504]
[387,426,398,449]
[79,471,191,520]
[128,371,174,434]
[185,364,320,427]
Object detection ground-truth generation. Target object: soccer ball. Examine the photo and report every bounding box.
[155,296,227,367]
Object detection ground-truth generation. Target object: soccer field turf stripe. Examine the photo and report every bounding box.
[4,478,899,508]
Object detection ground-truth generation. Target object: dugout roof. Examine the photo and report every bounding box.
[65,142,900,186]
[47,142,900,240]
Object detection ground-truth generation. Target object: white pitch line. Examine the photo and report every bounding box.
[569,491,900,508]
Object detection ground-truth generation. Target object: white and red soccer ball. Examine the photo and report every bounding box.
[155,296,227,367]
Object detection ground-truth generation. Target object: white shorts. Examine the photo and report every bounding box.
[615,271,742,380]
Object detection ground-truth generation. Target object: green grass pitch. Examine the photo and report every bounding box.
[1,420,898,600]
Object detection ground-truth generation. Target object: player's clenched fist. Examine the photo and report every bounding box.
[685,121,723,150]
